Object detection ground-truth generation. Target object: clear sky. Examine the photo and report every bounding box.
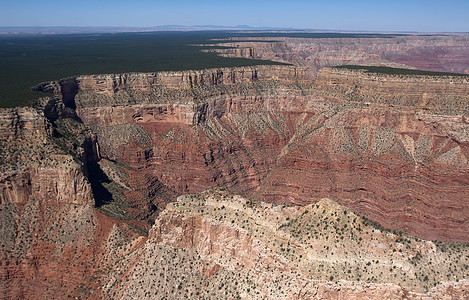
[1,0,468,32]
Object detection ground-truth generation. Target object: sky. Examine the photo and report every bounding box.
[1,0,468,32]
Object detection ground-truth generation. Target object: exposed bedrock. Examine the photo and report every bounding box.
[2,60,469,299]
[209,35,469,74]
[0,105,144,299]
[0,107,94,206]
[39,65,469,242]
[106,191,469,299]
[0,165,93,206]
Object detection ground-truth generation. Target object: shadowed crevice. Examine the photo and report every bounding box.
[60,78,79,110]
[86,161,113,207]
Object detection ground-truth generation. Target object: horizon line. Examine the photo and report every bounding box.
[0,25,468,35]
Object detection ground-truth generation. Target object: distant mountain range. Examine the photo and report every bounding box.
[0,25,468,36]
[0,25,302,35]
[0,25,447,36]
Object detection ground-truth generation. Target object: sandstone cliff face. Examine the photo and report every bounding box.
[208,35,469,74]
[43,65,469,242]
[70,66,308,132]
[104,190,469,299]
[3,56,469,298]
[0,108,49,139]
[0,105,144,299]
[0,107,94,206]
[0,165,93,205]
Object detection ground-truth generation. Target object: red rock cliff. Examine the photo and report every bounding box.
[0,105,144,299]
[2,61,469,299]
[209,35,469,74]
[38,65,469,242]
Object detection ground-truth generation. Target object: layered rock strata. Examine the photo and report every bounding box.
[37,65,469,242]
[2,62,469,298]
[0,105,143,299]
[103,189,469,299]
[207,34,469,74]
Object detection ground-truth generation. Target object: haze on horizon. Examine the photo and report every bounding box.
[1,0,468,33]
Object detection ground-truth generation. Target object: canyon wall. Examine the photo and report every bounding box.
[0,107,93,206]
[103,190,469,299]
[43,65,469,242]
[208,35,469,75]
[2,59,468,298]
[315,67,469,115]
[0,105,144,299]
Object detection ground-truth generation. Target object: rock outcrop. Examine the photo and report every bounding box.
[1,35,469,299]
[0,105,143,299]
[103,189,469,299]
[208,34,469,75]
[38,65,469,242]
[0,107,93,206]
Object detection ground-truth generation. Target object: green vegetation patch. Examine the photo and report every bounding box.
[0,31,285,108]
[335,65,469,77]
[226,32,408,39]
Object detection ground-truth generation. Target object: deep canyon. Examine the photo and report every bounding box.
[1,33,469,299]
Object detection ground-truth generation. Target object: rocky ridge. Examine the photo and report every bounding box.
[207,35,469,74]
[104,189,469,299]
[0,102,144,299]
[1,58,468,298]
[37,65,469,242]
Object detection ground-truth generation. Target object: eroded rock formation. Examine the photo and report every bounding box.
[208,35,469,74]
[0,105,143,299]
[104,189,469,299]
[1,36,469,299]
[37,65,469,242]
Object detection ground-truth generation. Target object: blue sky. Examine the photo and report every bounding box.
[1,0,468,32]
